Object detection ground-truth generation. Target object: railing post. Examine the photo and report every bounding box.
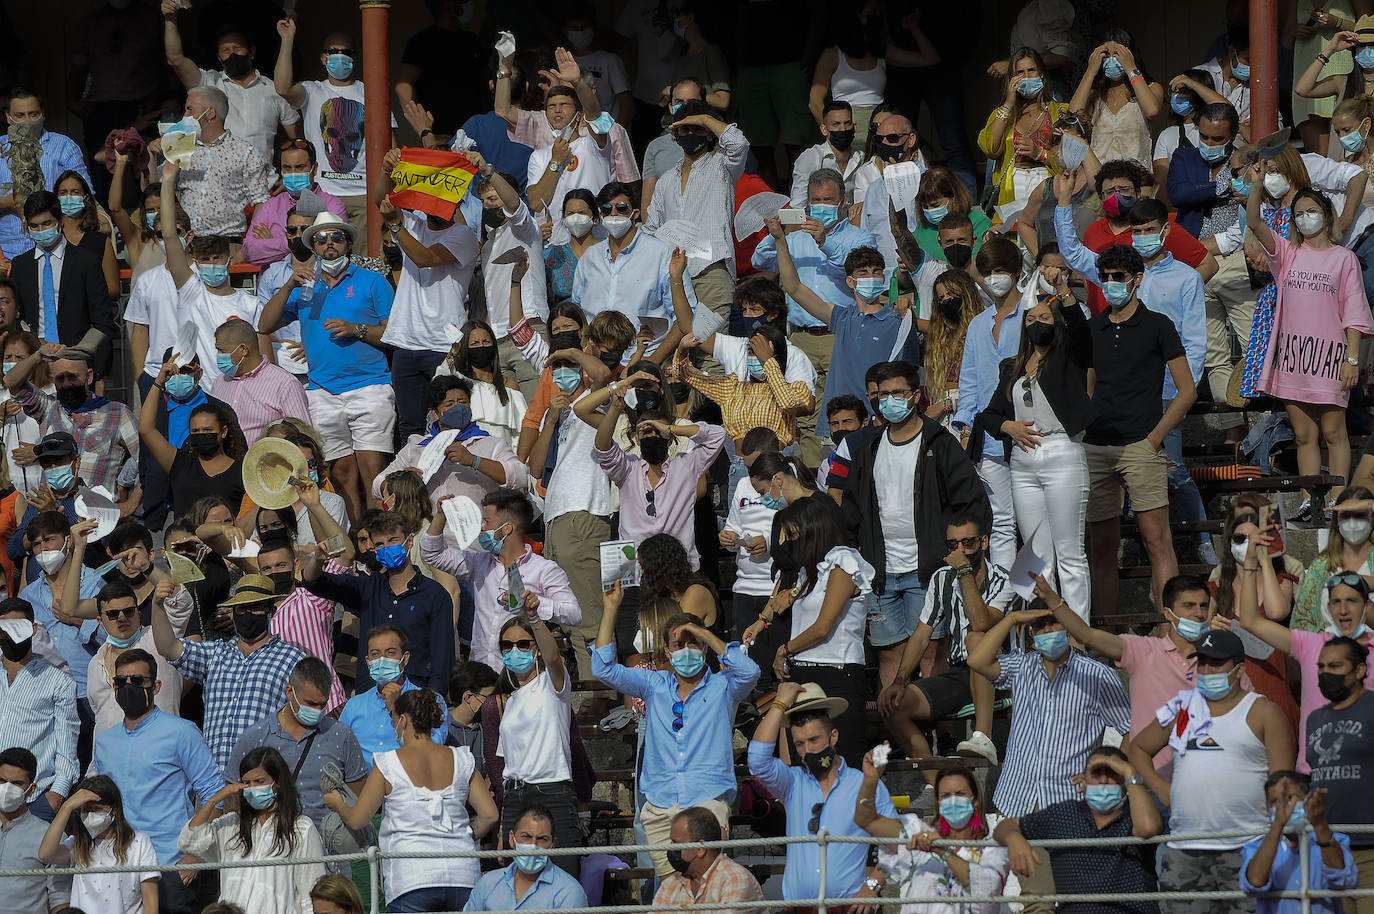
[1299,827,1311,914]
[368,846,381,914]
[817,828,829,914]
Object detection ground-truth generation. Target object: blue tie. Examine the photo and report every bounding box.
[41,252,57,343]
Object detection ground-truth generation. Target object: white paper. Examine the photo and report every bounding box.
[416,429,460,482]
[495,30,516,58]
[691,308,726,342]
[600,539,639,591]
[1059,133,1089,172]
[450,129,476,153]
[442,496,483,549]
[0,618,32,644]
[733,192,788,239]
[649,219,711,260]
[173,322,198,368]
[75,485,120,543]
[228,539,260,559]
[443,323,464,345]
[160,121,198,166]
[1230,619,1277,661]
[870,742,891,768]
[883,161,922,215]
[1007,540,1047,601]
[638,315,670,344]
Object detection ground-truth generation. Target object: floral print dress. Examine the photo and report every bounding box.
[1240,205,1291,398]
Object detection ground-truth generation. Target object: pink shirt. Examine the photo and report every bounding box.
[510,108,640,184]
[1118,634,1195,770]
[240,186,347,266]
[1290,628,1374,771]
[270,560,348,712]
[1259,235,1372,406]
[210,359,312,445]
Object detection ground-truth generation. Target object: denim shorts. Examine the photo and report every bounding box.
[868,570,928,647]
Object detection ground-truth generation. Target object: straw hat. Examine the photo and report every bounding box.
[784,682,849,720]
[301,210,357,247]
[220,574,283,608]
[1355,14,1374,42]
[242,437,308,510]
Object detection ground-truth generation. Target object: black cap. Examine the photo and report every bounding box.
[33,432,77,459]
[1189,629,1245,662]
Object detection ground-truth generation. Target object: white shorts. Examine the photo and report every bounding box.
[306,384,397,460]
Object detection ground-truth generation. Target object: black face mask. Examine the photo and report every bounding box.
[875,140,908,162]
[466,346,496,369]
[599,350,624,370]
[358,552,383,573]
[803,745,838,780]
[831,428,852,448]
[0,634,29,663]
[936,296,964,324]
[119,565,150,586]
[828,128,856,152]
[675,132,711,155]
[639,435,669,465]
[115,681,153,719]
[942,243,973,268]
[289,236,313,261]
[223,52,253,79]
[1026,320,1056,347]
[769,539,800,572]
[268,570,295,595]
[666,848,692,875]
[741,314,770,335]
[1318,671,1356,703]
[481,207,505,229]
[233,608,271,643]
[632,389,662,414]
[669,382,691,403]
[868,395,881,420]
[549,330,582,353]
[188,432,221,457]
[56,384,89,411]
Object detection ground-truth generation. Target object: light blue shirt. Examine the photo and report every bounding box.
[339,677,449,768]
[90,708,224,864]
[464,860,588,911]
[825,304,913,420]
[752,220,878,328]
[1240,830,1357,914]
[745,748,895,901]
[954,299,1022,456]
[20,567,104,699]
[1054,205,1206,398]
[591,641,759,809]
[571,229,678,329]
[0,131,90,258]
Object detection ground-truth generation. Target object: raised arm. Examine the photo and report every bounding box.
[138,357,181,474]
[1237,528,1294,654]
[493,51,518,129]
[162,0,201,88]
[1244,161,1275,253]
[1039,573,1123,659]
[765,216,834,325]
[150,577,185,660]
[56,519,102,624]
[273,19,308,109]
[526,134,573,213]
[108,151,140,246]
[160,161,194,289]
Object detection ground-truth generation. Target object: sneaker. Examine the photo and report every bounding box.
[955,730,999,765]
[1293,499,1313,525]
[914,783,936,816]
[1197,539,1219,567]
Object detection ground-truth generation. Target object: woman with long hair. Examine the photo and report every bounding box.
[1244,175,1371,517]
[139,365,247,519]
[54,169,120,299]
[1330,95,1374,202]
[855,758,1007,912]
[110,153,167,278]
[4,329,50,498]
[544,189,601,303]
[1293,20,1365,155]
[180,746,325,914]
[922,270,984,430]
[636,532,719,643]
[438,320,529,450]
[1068,29,1164,166]
[1290,485,1374,631]
[913,168,992,262]
[39,774,158,914]
[979,285,1094,619]
[978,47,1070,218]
[325,688,498,912]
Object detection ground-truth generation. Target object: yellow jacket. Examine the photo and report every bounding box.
[977,100,1070,215]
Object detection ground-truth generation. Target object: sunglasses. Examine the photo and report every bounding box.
[645,486,657,518]
[599,201,632,215]
[313,230,348,245]
[324,47,355,56]
[808,800,825,832]
[873,132,908,144]
[1101,271,1133,283]
[944,536,981,551]
[672,700,685,732]
[280,139,311,151]
[1021,377,1033,408]
[1327,572,1367,590]
[112,675,152,688]
[102,606,139,620]
[284,226,305,236]
[499,638,534,652]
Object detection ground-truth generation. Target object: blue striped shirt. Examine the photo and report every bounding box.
[751,220,878,328]
[991,649,1131,817]
[20,568,104,699]
[0,657,78,796]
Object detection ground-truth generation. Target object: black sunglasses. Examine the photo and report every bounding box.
[599,201,632,215]
[102,606,139,620]
[1101,271,1133,283]
[313,230,348,245]
[1021,377,1033,408]
[499,638,535,652]
[873,132,908,144]
[944,536,981,551]
[324,47,355,56]
[112,675,152,688]
[284,226,305,236]
[808,800,825,832]
[645,487,657,518]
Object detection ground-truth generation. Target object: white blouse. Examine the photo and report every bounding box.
[791,546,874,665]
[496,667,573,784]
[179,812,325,914]
[65,832,159,914]
[375,746,480,901]
[878,812,1010,914]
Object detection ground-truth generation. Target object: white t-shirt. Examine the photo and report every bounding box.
[541,391,616,523]
[123,263,181,379]
[380,209,479,353]
[1153,123,1200,164]
[573,50,632,120]
[792,546,874,665]
[875,429,921,573]
[177,280,263,389]
[481,202,547,338]
[1301,151,1373,243]
[724,475,777,596]
[299,80,396,198]
[526,135,613,234]
[65,832,158,914]
[496,667,573,783]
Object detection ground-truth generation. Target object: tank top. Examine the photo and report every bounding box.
[831,50,886,106]
[375,746,479,900]
[1168,691,1271,850]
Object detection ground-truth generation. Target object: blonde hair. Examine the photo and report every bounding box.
[1263,147,1311,203]
[309,875,364,914]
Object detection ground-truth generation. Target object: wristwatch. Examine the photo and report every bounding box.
[1125,775,1144,787]
[864,877,883,893]
[547,160,562,173]
[1346,356,1360,366]
[355,323,366,339]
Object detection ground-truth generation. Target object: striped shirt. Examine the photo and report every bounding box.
[171,635,306,772]
[210,358,312,445]
[269,562,347,712]
[991,649,1131,817]
[0,657,79,795]
[643,124,750,276]
[677,353,810,445]
[14,386,139,495]
[919,563,1019,664]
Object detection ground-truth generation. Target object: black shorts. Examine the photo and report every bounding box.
[914,666,974,720]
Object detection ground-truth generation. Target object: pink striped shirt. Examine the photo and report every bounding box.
[210,358,311,444]
[271,560,346,711]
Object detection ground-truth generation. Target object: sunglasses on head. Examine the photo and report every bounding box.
[499,638,534,652]
[279,139,311,151]
[1327,572,1367,591]
[599,201,632,215]
[314,230,348,245]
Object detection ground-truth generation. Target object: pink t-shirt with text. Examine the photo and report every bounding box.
[1290,628,1374,771]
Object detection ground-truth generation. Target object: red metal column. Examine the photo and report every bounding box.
[1250,0,1280,137]
[361,0,391,257]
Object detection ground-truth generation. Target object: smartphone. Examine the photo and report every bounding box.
[778,208,806,226]
[1258,504,1285,555]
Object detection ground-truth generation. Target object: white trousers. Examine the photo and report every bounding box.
[977,454,1018,570]
[1009,433,1091,621]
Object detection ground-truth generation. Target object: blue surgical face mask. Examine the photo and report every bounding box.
[59,196,85,218]
[1231,176,1252,196]
[30,225,61,249]
[326,53,354,80]
[1196,669,1236,700]
[282,173,312,196]
[292,694,324,727]
[514,843,549,873]
[216,351,239,377]
[502,647,536,675]
[199,263,229,287]
[144,212,158,232]
[922,205,949,225]
[164,373,196,401]
[1198,141,1230,164]
[1102,57,1126,80]
[746,356,765,379]
[374,542,409,570]
[1103,280,1133,308]
[44,464,75,491]
[1232,57,1250,81]
[1016,77,1044,97]
[759,489,785,511]
[477,526,506,555]
[1131,231,1163,258]
[1084,783,1125,813]
[940,795,974,829]
[879,394,913,423]
[809,203,839,226]
[106,629,140,648]
[854,276,885,302]
[669,646,705,678]
[1358,46,1374,70]
[552,366,581,392]
[368,656,403,684]
[1270,800,1307,831]
[1170,94,1194,116]
[242,785,276,810]
[1034,629,1070,659]
[1340,129,1368,155]
[1172,614,1208,642]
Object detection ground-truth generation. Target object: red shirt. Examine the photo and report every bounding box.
[1080,217,1210,314]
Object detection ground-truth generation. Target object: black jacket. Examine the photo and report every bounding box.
[11,236,115,375]
[841,415,991,590]
[979,302,1097,460]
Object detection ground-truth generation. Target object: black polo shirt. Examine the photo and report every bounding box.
[1019,798,1159,914]
[1084,303,1186,447]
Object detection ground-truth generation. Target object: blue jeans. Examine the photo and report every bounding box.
[388,885,472,912]
[1163,402,1208,550]
[869,570,928,648]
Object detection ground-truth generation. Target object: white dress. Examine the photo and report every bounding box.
[179,813,325,914]
[375,746,480,902]
[64,832,159,914]
[878,813,1010,914]
[432,366,530,452]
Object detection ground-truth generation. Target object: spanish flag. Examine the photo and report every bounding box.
[387,147,479,221]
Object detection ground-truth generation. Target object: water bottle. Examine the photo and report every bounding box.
[297,256,318,302]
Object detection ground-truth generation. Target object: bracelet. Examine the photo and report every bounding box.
[420,128,434,137]
[995,106,1011,120]
[1318,53,1332,63]
[955,564,976,578]
[471,455,482,472]
[1242,565,1260,573]
[1052,600,1066,611]
[857,796,875,807]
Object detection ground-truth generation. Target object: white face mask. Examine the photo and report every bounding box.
[563,213,594,238]
[1230,540,1249,565]
[0,781,27,813]
[82,810,113,837]
[1037,273,1056,295]
[1262,172,1291,198]
[1294,211,1326,237]
[320,255,349,276]
[984,273,1016,298]
[1339,517,1372,545]
[34,550,66,575]
[603,215,633,239]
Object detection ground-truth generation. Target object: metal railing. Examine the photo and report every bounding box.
[4,825,1371,914]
